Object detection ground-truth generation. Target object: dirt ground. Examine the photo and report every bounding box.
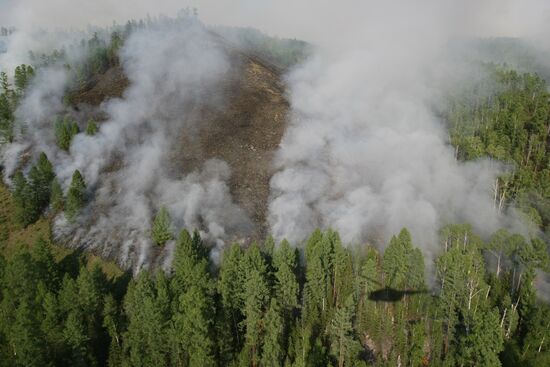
[68,37,289,244]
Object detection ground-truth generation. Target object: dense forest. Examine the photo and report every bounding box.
[1,14,550,367]
[0,223,549,366]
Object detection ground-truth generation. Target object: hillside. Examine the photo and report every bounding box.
[52,31,290,265]
[1,9,550,367]
[0,183,122,277]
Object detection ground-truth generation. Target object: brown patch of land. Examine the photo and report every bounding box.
[175,46,288,239]
[68,37,289,242]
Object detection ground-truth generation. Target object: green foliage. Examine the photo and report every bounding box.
[0,225,547,366]
[0,92,14,143]
[328,296,360,367]
[13,64,34,95]
[273,239,299,313]
[54,116,79,151]
[12,171,38,226]
[50,178,64,211]
[151,207,173,246]
[0,65,34,144]
[85,119,99,136]
[261,299,284,367]
[65,170,86,221]
[448,66,550,232]
[215,26,312,69]
[11,153,55,227]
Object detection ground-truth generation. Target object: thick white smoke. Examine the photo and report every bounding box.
[2,0,549,269]
[3,19,251,269]
[61,21,251,269]
[267,1,535,259]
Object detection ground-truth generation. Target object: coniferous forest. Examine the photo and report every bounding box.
[1,6,550,367]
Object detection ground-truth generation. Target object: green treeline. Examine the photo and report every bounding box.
[447,66,550,234]
[0,65,34,143]
[0,226,549,366]
[11,151,86,226]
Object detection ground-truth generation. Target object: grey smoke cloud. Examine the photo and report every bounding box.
[1,0,549,269]
[267,1,540,259]
[58,21,250,269]
[2,1,549,44]
[3,19,251,269]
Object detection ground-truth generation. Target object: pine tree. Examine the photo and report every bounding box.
[218,243,245,355]
[9,300,47,367]
[0,71,10,94]
[328,296,360,367]
[382,228,413,288]
[170,230,216,366]
[0,91,14,143]
[85,119,98,136]
[14,64,34,94]
[103,295,123,367]
[54,116,79,151]
[273,239,299,313]
[272,240,300,359]
[243,268,270,367]
[50,178,64,211]
[303,229,333,322]
[171,285,216,367]
[261,298,284,367]
[65,170,86,221]
[237,244,271,366]
[11,171,39,226]
[123,271,171,367]
[454,307,504,367]
[63,311,91,367]
[29,153,55,211]
[151,207,172,246]
[31,237,59,290]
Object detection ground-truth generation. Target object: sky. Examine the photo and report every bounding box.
[1,0,549,45]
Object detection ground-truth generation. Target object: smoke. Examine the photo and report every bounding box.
[1,0,550,269]
[3,19,251,269]
[267,1,546,260]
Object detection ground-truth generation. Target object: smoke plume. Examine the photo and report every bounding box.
[267,1,547,260]
[3,19,251,269]
[1,0,550,270]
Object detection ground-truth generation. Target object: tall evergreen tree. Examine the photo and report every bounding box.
[261,298,284,367]
[65,170,86,221]
[54,117,79,151]
[151,207,172,246]
[85,119,99,136]
[50,178,64,211]
[273,239,299,313]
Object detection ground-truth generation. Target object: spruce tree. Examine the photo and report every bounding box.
[54,117,79,151]
[65,170,86,221]
[241,244,270,367]
[85,119,98,136]
[273,239,299,313]
[328,296,360,367]
[29,153,55,211]
[50,178,64,211]
[151,207,172,246]
[170,230,216,366]
[261,299,284,367]
[14,64,34,94]
[12,171,39,226]
[31,237,59,290]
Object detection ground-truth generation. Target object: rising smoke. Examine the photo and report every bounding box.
[267,2,525,256]
[1,1,549,269]
[2,18,251,269]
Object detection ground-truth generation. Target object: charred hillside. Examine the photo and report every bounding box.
[52,28,289,266]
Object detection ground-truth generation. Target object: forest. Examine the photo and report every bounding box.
[1,9,550,367]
